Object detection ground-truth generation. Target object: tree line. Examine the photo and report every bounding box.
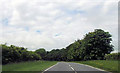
[44,29,114,61]
[105,53,120,60]
[1,29,114,64]
[2,44,41,64]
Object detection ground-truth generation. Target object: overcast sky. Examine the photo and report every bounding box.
[0,0,119,52]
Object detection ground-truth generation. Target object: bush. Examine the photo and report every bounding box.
[105,53,120,60]
[1,44,41,65]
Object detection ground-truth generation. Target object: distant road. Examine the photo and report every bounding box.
[43,62,109,73]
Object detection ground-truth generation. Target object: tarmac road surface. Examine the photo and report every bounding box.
[43,62,109,73]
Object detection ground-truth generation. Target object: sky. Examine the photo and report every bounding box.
[0,0,119,52]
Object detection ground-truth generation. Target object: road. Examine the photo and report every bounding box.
[43,62,109,73]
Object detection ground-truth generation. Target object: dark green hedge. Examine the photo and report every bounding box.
[1,44,41,65]
[105,53,120,60]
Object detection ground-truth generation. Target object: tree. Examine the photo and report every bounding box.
[45,49,67,61]
[82,29,114,60]
[59,48,67,61]
[66,40,83,61]
[2,44,41,64]
[35,48,47,59]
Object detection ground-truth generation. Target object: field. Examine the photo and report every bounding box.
[2,61,57,73]
[73,60,119,73]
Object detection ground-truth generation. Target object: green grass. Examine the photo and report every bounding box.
[2,61,57,73]
[2,60,119,73]
[73,60,119,73]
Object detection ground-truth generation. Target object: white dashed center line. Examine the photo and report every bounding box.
[68,63,77,73]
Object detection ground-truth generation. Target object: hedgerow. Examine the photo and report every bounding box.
[105,53,120,60]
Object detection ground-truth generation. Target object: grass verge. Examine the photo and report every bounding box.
[73,60,119,73]
[2,61,57,73]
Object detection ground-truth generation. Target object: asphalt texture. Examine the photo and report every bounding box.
[43,62,109,73]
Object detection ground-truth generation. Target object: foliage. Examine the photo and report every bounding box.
[66,40,83,61]
[81,29,114,60]
[45,49,67,61]
[1,44,41,64]
[43,29,113,61]
[65,29,113,61]
[105,53,120,60]
[2,29,114,64]
[35,48,47,59]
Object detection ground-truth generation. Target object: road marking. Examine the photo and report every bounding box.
[80,63,105,71]
[70,67,74,70]
[74,63,111,73]
[67,63,77,73]
[42,62,58,73]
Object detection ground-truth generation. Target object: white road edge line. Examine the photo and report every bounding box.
[42,62,58,73]
[76,63,111,73]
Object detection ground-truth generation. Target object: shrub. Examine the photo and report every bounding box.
[1,44,41,65]
[105,53,120,60]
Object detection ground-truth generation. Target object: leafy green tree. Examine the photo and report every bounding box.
[35,48,47,59]
[59,48,67,61]
[82,29,114,60]
[66,40,83,61]
[105,53,120,60]
[45,49,67,61]
[1,44,10,64]
[2,44,41,64]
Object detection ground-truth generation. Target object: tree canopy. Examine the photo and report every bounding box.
[1,44,41,64]
[35,48,47,59]
[45,29,114,61]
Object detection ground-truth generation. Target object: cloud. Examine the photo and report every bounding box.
[0,0,118,52]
